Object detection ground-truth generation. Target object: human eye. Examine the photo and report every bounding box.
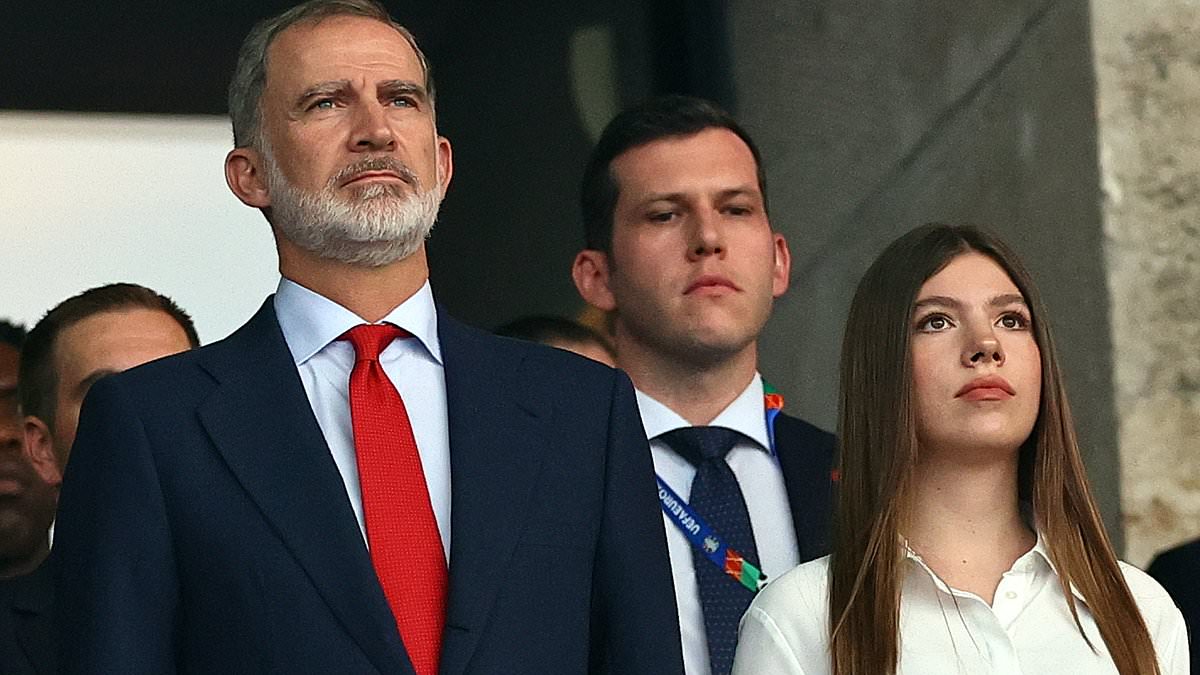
[388,94,417,108]
[915,312,954,332]
[997,311,1030,330]
[647,210,677,223]
[723,203,754,216]
[307,97,337,111]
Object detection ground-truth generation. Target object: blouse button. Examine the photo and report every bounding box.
[1004,591,1018,600]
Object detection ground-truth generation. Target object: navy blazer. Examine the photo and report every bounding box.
[54,299,684,674]
[771,412,837,563]
[1147,538,1200,673]
[0,561,54,675]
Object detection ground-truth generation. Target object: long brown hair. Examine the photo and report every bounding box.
[829,224,1159,674]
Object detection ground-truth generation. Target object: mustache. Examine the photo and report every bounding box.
[330,157,421,190]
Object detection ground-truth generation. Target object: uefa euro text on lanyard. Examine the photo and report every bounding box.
[654,384,786,593]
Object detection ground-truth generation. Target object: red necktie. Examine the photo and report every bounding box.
[341,324,446,675]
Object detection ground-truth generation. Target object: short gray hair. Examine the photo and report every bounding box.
[227,0,435,149]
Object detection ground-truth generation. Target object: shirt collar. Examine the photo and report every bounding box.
[274,277,442,366]
[903,531,1088,604]
[636,373,771,451]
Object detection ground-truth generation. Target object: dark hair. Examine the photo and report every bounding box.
[18,283,200,428]
[580,94,767,253]
[0,319,27,350]
[495,315,614,355]
[228,0,434,149]
[829,224,1159,675]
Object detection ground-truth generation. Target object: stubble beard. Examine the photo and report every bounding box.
[617,299,759,372]
[263,150,443,268]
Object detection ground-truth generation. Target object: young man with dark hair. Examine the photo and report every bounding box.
[53,2,682,673]
[573,95,837,675]
[19,283,198,485]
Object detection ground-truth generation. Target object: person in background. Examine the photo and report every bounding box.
[20,283,199,486]
[572,95,837,675]
[734,224,1188,674]
[0,318,56,675]
[2,287,195,675]
[494,314,616,366]
[52,2,683,673]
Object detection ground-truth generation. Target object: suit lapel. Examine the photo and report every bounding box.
[196,300,412,675]
[435,311,550,675]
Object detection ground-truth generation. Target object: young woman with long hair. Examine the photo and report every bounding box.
[733,224,1187,674]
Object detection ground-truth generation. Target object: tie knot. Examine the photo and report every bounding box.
[339,323,409,362]
[657,426,743,466]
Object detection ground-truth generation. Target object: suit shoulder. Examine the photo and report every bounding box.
[1147,537,1200,581]
[488,333,617,381]
[101,341,208,389]
[774,412,836,452]
[90,327,255,405]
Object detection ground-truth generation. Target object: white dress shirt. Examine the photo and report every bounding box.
[733,536,1190,674]
[274,278,451,560]
[638,373,800,675]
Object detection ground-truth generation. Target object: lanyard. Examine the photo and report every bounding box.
[655,387,784,593]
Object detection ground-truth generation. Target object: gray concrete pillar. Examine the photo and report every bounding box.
[1091,1,1200,565]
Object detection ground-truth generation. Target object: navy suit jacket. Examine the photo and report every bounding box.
[54,299,684,674]
[1147,538,1200,673]
[771,412,837,563]
[0,561,54,675]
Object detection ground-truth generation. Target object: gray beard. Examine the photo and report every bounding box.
[264,157,442,268]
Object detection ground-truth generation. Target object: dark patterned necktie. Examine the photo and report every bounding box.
[658,426,759,675]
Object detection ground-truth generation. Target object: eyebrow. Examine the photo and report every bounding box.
[295,79,428,108]
[377,79,428,104]
[638,186,761,206]
[913,293,1028,311]
[295,80,351,108]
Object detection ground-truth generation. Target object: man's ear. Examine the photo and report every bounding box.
[225,146,271,209]
[771,232,791,298]
[23,416,62,487]
[435,135,453,196]
[572,250,617,312]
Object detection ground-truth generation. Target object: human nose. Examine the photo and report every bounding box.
[0,411,21,455]
[349,101,396,152]
[961,321,1004,367]
[685,210,724,260]
[0,395,20,440]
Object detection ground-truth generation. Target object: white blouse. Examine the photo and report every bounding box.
[733,537,1189,674]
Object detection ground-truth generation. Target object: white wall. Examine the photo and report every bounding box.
[1,112,279,343]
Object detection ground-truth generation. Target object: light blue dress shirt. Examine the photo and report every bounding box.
[274,277,451,560]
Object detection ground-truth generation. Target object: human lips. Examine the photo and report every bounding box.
[955,375,1016,401]
[341,170,406,187]
[334,158,417,189]
[684,275,740,295]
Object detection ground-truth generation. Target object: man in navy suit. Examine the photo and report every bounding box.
[572,96,837,675]
[53,2,683,673]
